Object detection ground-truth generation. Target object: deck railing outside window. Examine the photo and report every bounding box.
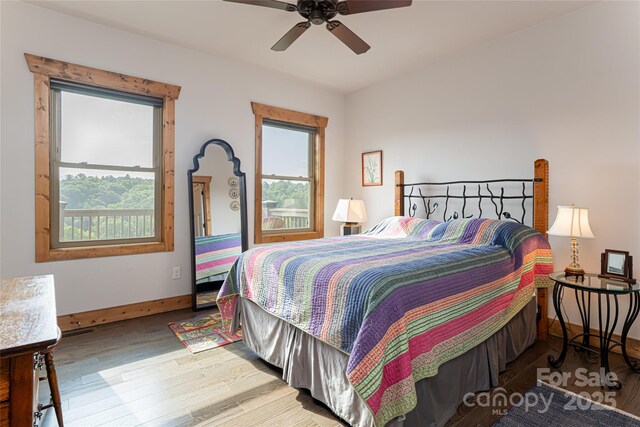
[60,206,155,241]
[262,207,309,230]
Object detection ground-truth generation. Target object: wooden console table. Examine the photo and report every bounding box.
[0,275,59,427]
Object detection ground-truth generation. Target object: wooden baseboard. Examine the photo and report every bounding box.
[58,294,191,332]
[547,317,640,361]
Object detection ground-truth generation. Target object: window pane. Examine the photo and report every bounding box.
[262,124,311,177]
[262,179,310,231]
[58,168,156,242]
[60,91,155,167]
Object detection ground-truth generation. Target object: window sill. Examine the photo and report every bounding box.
[37,241,170,262]
[255,231,323,244]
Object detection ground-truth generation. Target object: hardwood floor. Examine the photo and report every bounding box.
[38,308,640,427]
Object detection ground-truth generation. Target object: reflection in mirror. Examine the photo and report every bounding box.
[190,142,245,309]
[192,176,211,237]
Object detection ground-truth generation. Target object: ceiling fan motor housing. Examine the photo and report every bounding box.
[297,0,338,25]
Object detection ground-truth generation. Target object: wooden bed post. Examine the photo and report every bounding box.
[534,159,549,340]
[395,170,405,216]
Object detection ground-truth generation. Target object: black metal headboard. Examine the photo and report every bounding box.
[398,177,542,226]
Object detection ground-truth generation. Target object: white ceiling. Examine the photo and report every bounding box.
[29,0,594,93]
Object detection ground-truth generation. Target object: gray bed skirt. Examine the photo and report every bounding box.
[236,296,537,427]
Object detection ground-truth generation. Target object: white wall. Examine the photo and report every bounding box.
[344,2,640,338]
[0,1,346,315]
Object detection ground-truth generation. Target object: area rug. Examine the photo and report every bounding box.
[493,381,640,426]
[168,311,242,354]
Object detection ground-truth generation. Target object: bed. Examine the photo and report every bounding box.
[217,159,553,427]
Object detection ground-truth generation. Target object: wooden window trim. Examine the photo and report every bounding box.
[251,102,327,244]
[26,54,181,262]
[192,176,212,236]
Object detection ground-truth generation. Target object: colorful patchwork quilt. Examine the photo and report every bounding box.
[217,217,553,426]
[195,233,242,281]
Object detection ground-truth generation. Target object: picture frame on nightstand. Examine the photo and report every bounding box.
[599,249,636,284]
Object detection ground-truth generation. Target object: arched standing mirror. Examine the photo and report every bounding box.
[188,139,248,311]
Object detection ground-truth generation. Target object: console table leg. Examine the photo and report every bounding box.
[621,292,640,373]
[598,293,622,389]
[548,282,568,368]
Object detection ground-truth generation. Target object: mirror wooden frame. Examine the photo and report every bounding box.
[188,139,248,311]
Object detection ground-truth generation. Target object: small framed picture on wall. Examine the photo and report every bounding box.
[362,150,383,187]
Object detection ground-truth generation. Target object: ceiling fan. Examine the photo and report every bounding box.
[223,0,412,54]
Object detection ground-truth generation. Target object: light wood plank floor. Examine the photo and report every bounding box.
[39,308,343,427]
[38,308,640,426]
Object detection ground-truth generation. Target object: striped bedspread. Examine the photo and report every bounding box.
[217,217,553,426]
[195,233,242,281]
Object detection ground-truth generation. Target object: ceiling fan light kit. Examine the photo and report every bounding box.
[224,0,412,54]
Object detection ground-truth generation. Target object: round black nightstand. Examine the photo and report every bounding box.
[547,272,640,389]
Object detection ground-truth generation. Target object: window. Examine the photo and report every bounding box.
[50,81,163,248]
[26,54,181,261]
[252,102,327,244]
[262,122,315,231]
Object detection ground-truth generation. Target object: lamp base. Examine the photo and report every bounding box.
[564,265,585,279]
[564,237,585,279]
[340,223,361,236]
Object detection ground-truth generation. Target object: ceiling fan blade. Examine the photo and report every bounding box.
[326,21,370,55]
[272,22,312,51]
[223,0,297,12]
[337,0,412,15]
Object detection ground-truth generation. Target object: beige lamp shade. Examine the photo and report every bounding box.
[548,205,595,238]
[332,199,368,223]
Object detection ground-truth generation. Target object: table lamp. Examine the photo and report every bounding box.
[332,198,367,236]
[548,205,595,277]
